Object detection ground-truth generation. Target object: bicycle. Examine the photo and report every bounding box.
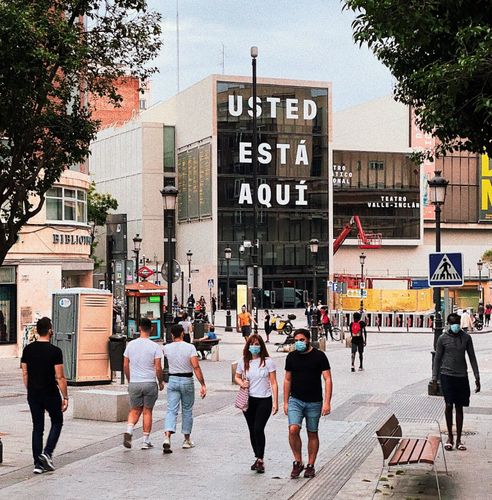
[318,325,342,341]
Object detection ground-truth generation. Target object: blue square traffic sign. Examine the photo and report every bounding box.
[428,252,464,287]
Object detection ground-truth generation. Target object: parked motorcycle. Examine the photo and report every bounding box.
[270,312,296,335]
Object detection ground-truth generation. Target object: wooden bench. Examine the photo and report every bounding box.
[193,338,221,359]
[374,414,448,500]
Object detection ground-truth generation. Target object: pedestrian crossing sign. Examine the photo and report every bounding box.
[428,252,464,287]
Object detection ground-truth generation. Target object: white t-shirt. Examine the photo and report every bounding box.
[236,357,276,398]
[163,341,197,374]
[179,320,192,333]
[123,338,161,383]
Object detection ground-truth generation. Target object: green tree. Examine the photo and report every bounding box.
[87,182,118,262]
[343,0,492,158]
[0,1,161,265]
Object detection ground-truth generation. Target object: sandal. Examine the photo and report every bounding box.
[444,442,453,451]
[456,443,467,451]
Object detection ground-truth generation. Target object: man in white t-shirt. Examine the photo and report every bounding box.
[123,318,163,450]
[162,323,207,453]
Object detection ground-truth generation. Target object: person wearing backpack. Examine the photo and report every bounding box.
[320,308,333,341]
[349,312,367,372]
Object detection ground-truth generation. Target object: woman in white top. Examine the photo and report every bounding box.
[235,334,278,474]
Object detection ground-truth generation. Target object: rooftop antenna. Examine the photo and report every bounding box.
[176,0,180,93]
[221,42,225,74]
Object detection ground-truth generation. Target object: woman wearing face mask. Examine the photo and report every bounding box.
[235,334,278,473]
[432,313,480,452]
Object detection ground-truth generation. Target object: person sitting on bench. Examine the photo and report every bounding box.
[196,325,218,359]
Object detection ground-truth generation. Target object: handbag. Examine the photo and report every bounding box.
[234,374,249,411]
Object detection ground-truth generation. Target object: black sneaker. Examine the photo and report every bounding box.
[290,461,304,479]
[123,432,132,449]
[256,460,265,473]
[39,453,55,471]
[304,464,315,478]
[33,465,46,474]
[351,367,355,372]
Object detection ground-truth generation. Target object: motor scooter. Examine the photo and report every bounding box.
[270,312,296,335]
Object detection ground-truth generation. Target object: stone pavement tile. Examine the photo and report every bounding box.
[0,408,365,500]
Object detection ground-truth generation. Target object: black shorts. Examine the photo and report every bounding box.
[241,325,252,337]
[440,374,470,407]
[351,337,364,354]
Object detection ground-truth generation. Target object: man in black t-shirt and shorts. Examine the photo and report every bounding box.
[350,312,367,372]
[284,328,332,479]
[21,317,69,474]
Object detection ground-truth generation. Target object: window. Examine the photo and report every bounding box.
[139,99,147,110]
[369,161,384,170]
[46,187,87,223]
[163,126,176,172]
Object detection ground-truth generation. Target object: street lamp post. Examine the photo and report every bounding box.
[359,252,366,313]
[186,250,193,316]
[478,259,483,304]
[309,239,319,342]
[161,186,179,343]
[132,234,142,283]
[428,170,449,396]
[251,45,260,335]
[225,247,232,332]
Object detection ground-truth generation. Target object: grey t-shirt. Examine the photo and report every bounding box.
[123,338,161,383]
[163,341,197,374]
[433,330,480,380]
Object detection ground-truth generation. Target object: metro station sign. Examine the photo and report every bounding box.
[137,266,155,280]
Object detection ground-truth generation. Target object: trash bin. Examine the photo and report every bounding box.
[193,320,205,340]
[108,335,127,372]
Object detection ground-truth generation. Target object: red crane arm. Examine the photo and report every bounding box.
[333,217,355,255]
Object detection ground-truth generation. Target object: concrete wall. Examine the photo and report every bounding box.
[333,95,411,153]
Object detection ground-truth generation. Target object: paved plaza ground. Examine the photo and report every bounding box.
[1,311,492,499]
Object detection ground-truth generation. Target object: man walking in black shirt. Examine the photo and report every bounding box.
[21,317,69,474]
[284,328,332,479]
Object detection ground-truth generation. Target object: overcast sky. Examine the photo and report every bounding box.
[147,0,394,111]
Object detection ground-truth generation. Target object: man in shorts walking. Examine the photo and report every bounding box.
[238,305,255,342]
[123,318,163,449]
[432,313,480,451]
[21,317,69,474]
[284,328,332,479]
[162,324,207,453]
[349,312,367,372]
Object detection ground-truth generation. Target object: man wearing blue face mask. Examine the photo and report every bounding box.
[284,328,332,479]
[432,313,480,452]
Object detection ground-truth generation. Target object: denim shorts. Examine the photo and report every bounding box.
[288,396,322,432]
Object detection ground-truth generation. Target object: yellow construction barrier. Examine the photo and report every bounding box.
[341,288,433,312]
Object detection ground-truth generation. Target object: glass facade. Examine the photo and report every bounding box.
[217,81,330,307]
[333,151,421,240]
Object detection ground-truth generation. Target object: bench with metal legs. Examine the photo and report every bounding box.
[373,414,449,500]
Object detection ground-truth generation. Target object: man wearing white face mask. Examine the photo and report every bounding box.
[283,328,332,479]
[432,313,480,452]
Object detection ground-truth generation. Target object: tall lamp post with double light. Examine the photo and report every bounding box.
[359,252,366,313]
[132,234,142,283]
[309,239,319,342]
[428,170,449,395]
[225,247,232,331]
[161,186,178,343]
[478,259,483,304]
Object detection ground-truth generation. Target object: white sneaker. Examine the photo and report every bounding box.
[182,439,195,449]
[141,441,154,450]
[163,436,172,454]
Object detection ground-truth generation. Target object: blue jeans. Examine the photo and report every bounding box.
[165,376,195,435]
[287,396,322,432]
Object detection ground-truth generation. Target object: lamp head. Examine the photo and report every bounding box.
[250,46,258,58]
[428,170,449,206]
[133,234,142,252]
